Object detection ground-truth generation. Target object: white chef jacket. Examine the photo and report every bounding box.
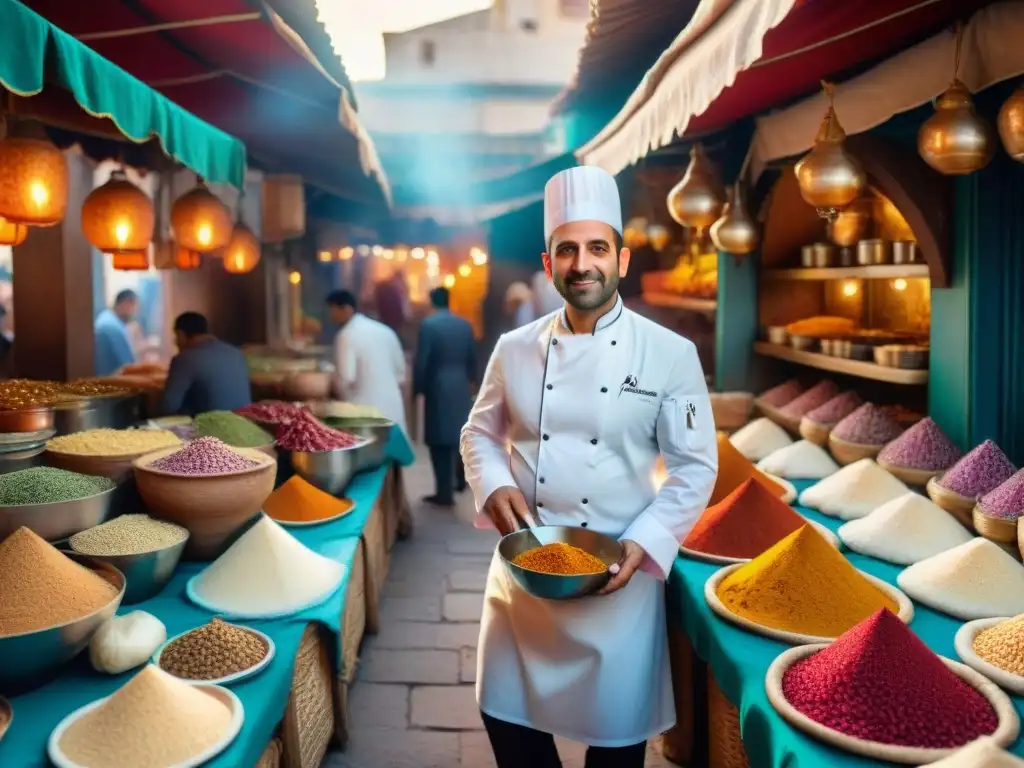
[460,295,718,746]
[333,313,408,433]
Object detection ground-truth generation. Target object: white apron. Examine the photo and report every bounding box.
[461,297,718,747]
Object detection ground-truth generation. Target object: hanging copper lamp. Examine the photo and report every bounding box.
[223,223,261,274]
[794,82,866,220]
[667,144,723,232]
[646,223,670,252]
[171,180,232,252]
[0,120,68,227]
[111,250,150,271]
[82,169,155,254]
[710,182,759,256]
[998,85,1024,162]
[174,248,202,270]
[0,216,28,246]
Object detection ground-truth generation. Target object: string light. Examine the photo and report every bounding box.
[339,247,354,261]
[841,280,858,297]
[357,245,370,257]
[318,250,333,262]
[470,247,488,266]
[443,274,456,289]
[288,270,302,285]
[893,278,908,291]
[411,247,425,260]
[458,263,472,277]
[371,245,383,257]
[383,248,395,260]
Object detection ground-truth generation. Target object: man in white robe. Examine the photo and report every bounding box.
[461,166,718,766]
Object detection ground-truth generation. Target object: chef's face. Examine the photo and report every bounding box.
[543,221,630,311]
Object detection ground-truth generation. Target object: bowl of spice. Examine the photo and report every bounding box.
[69,515,189,604]
[828,403,905,466]
[498,526,621,601]
[319,415,394,471]
[877,417,963,487]
[0,467,116,543]
[154,618,274,685]
[133,438,276,560]
[285,410,372,496]
[0,380,60,433]
[929,440,1016,531]
[956,615,1024,696]
[45,428,182,484]
[973,469,1024,556]
[0,527,125,693]
[194,410,276,458]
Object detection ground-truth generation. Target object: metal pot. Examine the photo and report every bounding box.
[766,326,788,346]
[810,243,837,268]
[856,239,892,266]
[892,241,920,264]
[800,245,815,268]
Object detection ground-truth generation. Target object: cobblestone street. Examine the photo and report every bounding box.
[327,447,672,767]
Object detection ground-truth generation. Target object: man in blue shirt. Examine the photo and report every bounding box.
[94,290,138,376]
[161,312,252,416]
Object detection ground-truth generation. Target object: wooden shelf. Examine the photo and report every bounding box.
[753,342,929,385]
[641,292,717,314]
[763,264,930,281]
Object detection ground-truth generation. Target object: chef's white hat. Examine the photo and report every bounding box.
[544,166,622,244]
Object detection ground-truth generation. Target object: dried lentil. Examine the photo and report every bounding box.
[878,417,962,471]
[150,437,260,475]
[194,410,273,448]
[942,440,1017,500]
[275,409,361,452]
[972,614,1024,676]
[47,428,180,456]
[512,542,607,575]
[158,619,268,680]
[782,608,998,748]
[70,515,188,556]
[0,466,114,506]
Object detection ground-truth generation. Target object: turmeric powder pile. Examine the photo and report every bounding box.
[264,475,355,524]
[512,542,607,575]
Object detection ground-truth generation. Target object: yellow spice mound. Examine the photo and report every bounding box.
[716,525,898,637]
[973,614,1024,676]
[47,428,180,456]
[60,665,233,768]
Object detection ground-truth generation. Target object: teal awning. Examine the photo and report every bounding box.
[0,0,247,189]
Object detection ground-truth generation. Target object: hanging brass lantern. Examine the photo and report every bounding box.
[174,248,202,270]
[997,85,1024,162]
[0,122,68,227]
[646,223,670,252]
[794,83,866,220]
[667,144,723,232]
[171,181,232,252]
[623,217,649,249]
[111,250,150,271]
[710,182,759,256]
[223,223,262,274]
[82,169,155,254]
[0,216,28,246]
[918,79,994,175]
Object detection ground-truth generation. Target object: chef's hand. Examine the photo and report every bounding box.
[597,539,646,596]
[482,485,532,536]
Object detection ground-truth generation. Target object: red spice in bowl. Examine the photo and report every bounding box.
[275,409,362,452]
[878,417,962,472]
[781,609,998,748]
[236,401,301,427]
[759,379,804,408]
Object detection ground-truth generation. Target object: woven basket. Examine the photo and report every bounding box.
[661,622,696,765]
[362,502,390,634]
[974,506,1022,561]
[708,674,749,768]
[256,737,283,768]
[334,541,367,749]
[381,466,401,550]
[282,625,335,768]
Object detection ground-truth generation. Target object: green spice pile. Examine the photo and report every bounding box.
[0,467,114,506]
[194,410,273,448]
[158,619,268,680]
[70,514,188,556]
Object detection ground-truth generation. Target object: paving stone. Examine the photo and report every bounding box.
[375,621,480,650]
[360,649,460,685]
[346,683,408,729]
[381,596,443,623]
[448,570,488,592]
[447,536,499,555]
[326,727,460,768]
[459,647,476,683]
[460,731,496,767]
[443,592,484,622]
[410,685,484,730]
[383,577,447,599]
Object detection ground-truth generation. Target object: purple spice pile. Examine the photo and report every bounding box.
[150,437,260,476]
[759,379,803,408]
[831,403,904,445]
[804,391,863,426]
[779,380,839,418]
[979,468,1024,520]
[877,417,962,471]
[939,440,1016,499]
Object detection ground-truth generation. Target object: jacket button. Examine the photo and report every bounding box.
[543,434,550,441]
[600,387,608,393]
[552,338,558,346]
[581,522,588,528]
[611,340,617,346]
[582,498,588,504]
[539,477,545,484]
[590,438,598,445]
[546,383,553,390]
[537,502,544,508]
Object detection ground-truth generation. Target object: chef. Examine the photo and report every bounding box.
[460,165,718,767]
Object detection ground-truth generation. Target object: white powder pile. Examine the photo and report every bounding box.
[191,515,343,616]
[729,418,793,461]
[798,458,909,520]
[928,737,1024,768]
[757,440,839,480]
[59,665,232,768]
[838,492,974,565]
[897,538,1024,620]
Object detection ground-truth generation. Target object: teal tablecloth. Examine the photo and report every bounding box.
[668,479,1024,767]
[0,422,417,768]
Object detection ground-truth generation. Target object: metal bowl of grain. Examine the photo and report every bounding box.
[498,526,622,601]
[0,484,116,543]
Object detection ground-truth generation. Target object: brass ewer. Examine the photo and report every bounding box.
[794,82,866,221]
[710,182,759,257]
[997,84,1024,162]
[667,143,723,233]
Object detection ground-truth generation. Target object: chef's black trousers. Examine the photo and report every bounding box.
[429,445,465,504]
[481,711,647,768]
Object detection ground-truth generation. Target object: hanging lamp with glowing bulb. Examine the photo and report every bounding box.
[794,82,866,220]
[918,24,994,175]
[82,168,154,254]
[111,250,150,271]
[667,144,723,233]
[174,248,202,270]
[998,84,1024,162]
[0,119,68,227]
[623,217,649,250]
[710,182,759,257]
[223,224,261,274]
[171,179,232,252]
[0,216,28,246]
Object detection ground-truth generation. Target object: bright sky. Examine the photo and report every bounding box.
[316,0,494,82]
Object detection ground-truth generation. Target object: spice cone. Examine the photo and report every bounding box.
[729,418,792,462]
[709,433,787,505]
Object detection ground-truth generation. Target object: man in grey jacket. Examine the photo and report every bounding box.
[161,312,252,416]
[414,288,477,507]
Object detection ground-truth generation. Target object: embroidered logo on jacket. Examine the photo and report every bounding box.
[619,374,657,398]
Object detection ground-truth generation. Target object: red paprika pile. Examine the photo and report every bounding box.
[781,608,998,748]
[276,409,361,452]
[237,401,301,427]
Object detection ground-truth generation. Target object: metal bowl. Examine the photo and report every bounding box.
[789,335,818,352]
[0,407,54,434]
[874,344,929,370]
[765,326,788,346]
[0,553,125,695]
[856,238,892,265]
[498,526,622,601]
[291,437,375,496]
[0,484,116,543]
[68,532,188,605]
[321,417,394,472]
